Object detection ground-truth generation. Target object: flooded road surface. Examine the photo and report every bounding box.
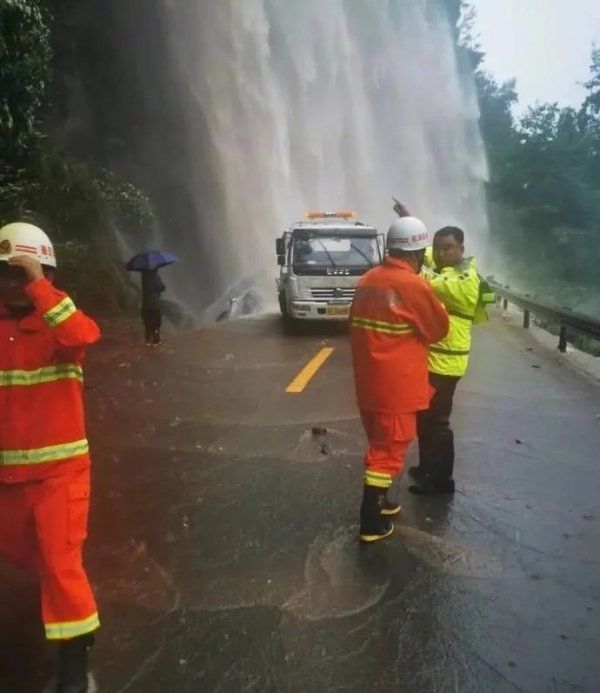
[1,313,599,691]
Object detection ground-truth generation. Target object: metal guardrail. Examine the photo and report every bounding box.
[489,280,600,353]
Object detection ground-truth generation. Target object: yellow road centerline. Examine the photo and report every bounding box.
[286,347,335,394]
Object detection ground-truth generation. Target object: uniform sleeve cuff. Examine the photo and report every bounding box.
[24,277,68,314]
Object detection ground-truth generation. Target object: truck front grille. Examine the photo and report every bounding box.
[310,288,355,301]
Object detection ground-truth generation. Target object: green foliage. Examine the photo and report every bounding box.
[488,82,600,285]
[581,47,600,122]
[0,137,154,242]
[0,0,154,312]
[0,0,51,156]
[56,238,139,315]
[457,3,600,294]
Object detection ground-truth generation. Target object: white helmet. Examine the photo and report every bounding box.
[386,216,431,252]
[0,222,57,268]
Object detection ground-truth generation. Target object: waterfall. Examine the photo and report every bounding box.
[65,0,488,320]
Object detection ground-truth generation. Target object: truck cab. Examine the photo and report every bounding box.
[276,211,384,321]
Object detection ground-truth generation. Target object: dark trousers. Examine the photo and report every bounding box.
[417,373,460,483]
[142,308,162,344]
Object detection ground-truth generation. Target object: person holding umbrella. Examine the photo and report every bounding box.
[141,269,165,346]
[126,251,177,346]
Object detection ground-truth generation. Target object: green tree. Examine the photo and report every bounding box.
[453,4,600,294]
[0,0,155,312]
[0,0,51,157]
[580,47,600,189]
[581,47,600,122]
[0,137,154,242]
[453,2,518,179]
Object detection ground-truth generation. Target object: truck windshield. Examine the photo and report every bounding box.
[292,234,381,268]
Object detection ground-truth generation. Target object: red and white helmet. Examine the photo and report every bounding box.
[386,217,431,252]
[0,222,57,268]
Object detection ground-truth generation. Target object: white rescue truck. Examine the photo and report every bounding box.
[276,211,384,322]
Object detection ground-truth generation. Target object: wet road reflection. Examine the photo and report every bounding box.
[1,316,599,691]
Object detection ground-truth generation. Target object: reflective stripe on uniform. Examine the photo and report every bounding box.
[0,439,89,467]
[44,297,77,328]
[0,364,83,387]
[429,346,470,356]
[447,310,475,322]
[365,470,392,488]
[352,317,413,336]
[45,612,100,640]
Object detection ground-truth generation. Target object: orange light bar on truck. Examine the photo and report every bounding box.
[305,210,356,219]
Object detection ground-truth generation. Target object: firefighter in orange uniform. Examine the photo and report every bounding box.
[350,216,449,543]
[0,223,100,692]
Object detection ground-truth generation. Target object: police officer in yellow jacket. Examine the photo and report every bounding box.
[408,225,494,494]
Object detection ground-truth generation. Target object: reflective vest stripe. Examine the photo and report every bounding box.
[0,439,89,467]
[429,346,470,356]
[44,297,77,328]
[365,470,392,488]
[447,310,475,322]
[45,612,100,640]
[352,317,413,336]
[0,364,83,387]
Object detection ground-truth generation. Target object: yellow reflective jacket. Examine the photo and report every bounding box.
[422,255,493,377]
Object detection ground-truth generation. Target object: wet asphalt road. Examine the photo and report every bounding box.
[1,312,600,692]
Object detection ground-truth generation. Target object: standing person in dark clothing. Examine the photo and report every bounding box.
[141,269,165,345]
[392,200,494,495]
[410,227,493,494]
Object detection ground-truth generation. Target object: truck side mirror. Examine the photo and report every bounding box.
[277,255,285,266]
[276,238,285,255]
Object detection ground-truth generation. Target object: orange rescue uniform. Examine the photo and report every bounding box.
[0,277,101,640]
[350,257,449,488]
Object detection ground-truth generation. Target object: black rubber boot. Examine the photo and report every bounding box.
[408,466,428,483]
[56,633,94,693]
[381,489,401,516]
[409,479,455,496]
[360,485,394,543]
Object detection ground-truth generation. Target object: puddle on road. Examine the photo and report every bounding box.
[284,530,390,620]
[284,524,499,621]
[396,525,500,579]
[93,524,498,623]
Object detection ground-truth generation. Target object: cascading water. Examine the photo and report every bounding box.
[158,0,488,319]
[59,0,488,322]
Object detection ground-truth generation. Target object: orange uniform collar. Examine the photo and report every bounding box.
[384,256,418,273]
